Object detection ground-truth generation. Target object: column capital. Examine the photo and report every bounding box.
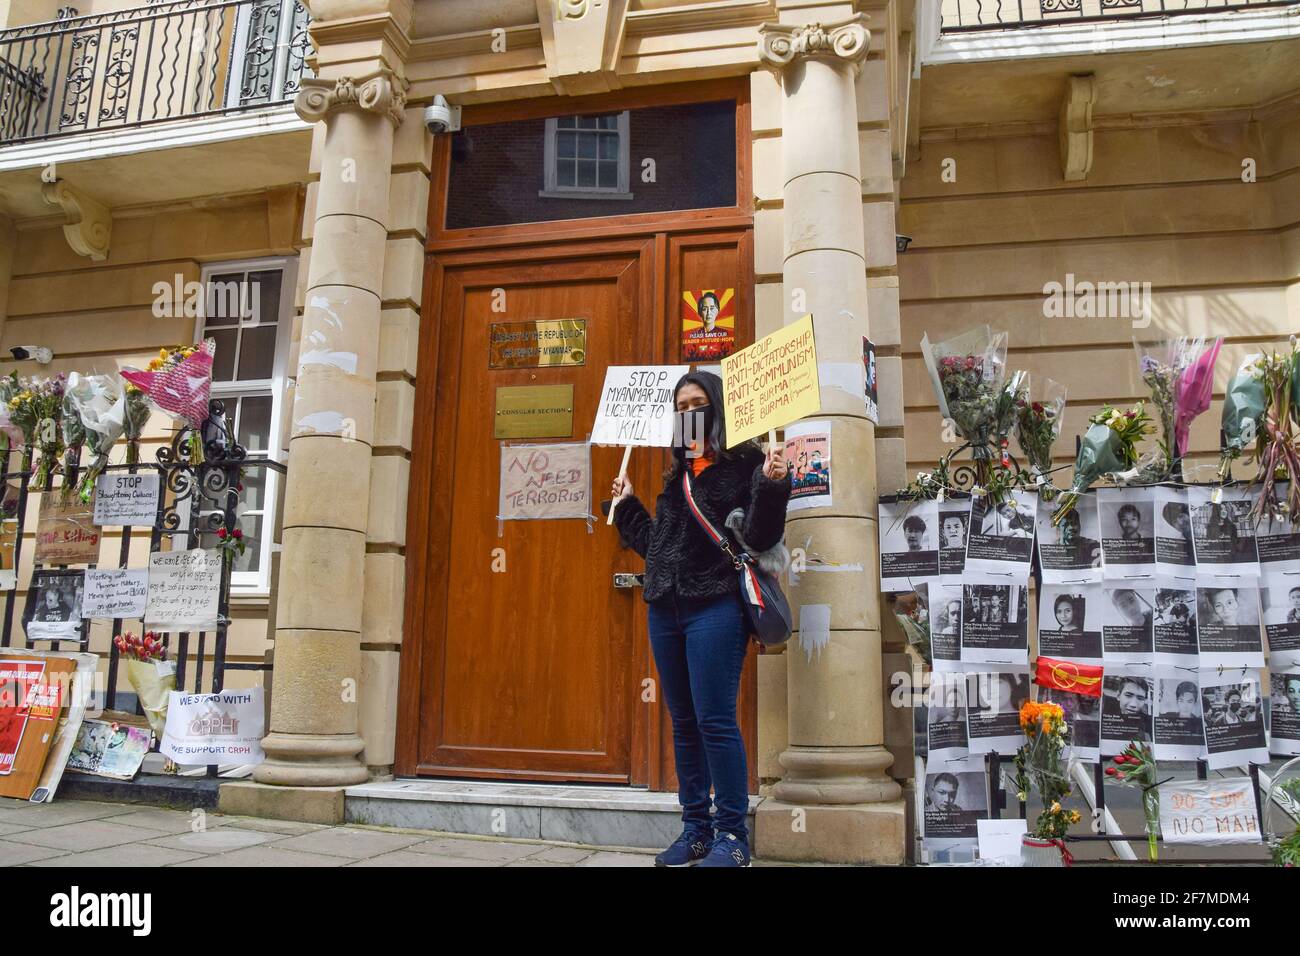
[295,68,409,127]
[758,15,870,73]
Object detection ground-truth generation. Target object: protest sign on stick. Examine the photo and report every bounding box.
[721,314,819,448]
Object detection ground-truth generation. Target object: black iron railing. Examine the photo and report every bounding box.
[0,0,310,145]
[942,0,1298,31]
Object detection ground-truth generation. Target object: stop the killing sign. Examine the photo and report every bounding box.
[591,365,690,447]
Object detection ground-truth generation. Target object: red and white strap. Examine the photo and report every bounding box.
[681,473,765,611]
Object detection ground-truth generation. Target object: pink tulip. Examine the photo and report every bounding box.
[1174,337,1222,458]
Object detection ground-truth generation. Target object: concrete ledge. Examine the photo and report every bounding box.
[754,798,907,865]
[217,781,348,825]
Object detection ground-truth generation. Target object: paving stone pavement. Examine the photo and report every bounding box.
[0,797,667,867]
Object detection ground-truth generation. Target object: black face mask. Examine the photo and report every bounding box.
[673,405,714,454]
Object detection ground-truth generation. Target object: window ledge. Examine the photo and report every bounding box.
[229,590,272,608]
[538,189,635,201]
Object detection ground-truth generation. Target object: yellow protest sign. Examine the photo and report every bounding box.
[721,314,820,447]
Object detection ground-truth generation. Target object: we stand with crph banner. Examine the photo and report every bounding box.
[883,327,1300,867]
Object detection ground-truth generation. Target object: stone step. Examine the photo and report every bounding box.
[344,779,762,850]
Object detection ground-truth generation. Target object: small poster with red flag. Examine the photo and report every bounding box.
[1034,655,1104,698]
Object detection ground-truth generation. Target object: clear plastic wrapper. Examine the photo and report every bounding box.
[66,372,127,503]
[1014,375,1067,477]
[920,326,1010,448]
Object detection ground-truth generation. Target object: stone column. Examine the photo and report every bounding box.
[752,14,906,864]
[253,69,407,789]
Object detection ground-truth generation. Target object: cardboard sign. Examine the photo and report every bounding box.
[1159,778,1261,845]
[34,496,101,565]
[93,473,160,527]
[591,365,690,447]
[498,442,591,522]
[82,568,149,620]
[161,689,265,765]
[721,314,820,447]
[145,549,221,632]
[0,656,75,798]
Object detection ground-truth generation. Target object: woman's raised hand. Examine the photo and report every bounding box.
[763,444,788,480]
[611,475,633,500]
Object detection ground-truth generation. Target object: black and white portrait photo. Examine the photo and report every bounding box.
[1098,487,1156,580]
[937,498,971,576]
[1036,492,1102,584]
[1188,487,1260,576]
[922,767,987,840]
[1042,687,1100,761]
[1154,673,1205,760]
[879,498,940,591]
[1201,676,1270,770]
[965,492,1036,577]
[927,672,969,761]
[928,576,964,673]
[1261,580,1300,670]
[1256,490,1300,572]
[967,672,1030,755]
[1153,585,1199,667]
[1154,486,1196,577]
[1038,582,1103,663]
[23,569,85,642]
[1101,671,1154,751]
[1195,585,1264,668]
[960,580,1029,665]
[1268,670,1300,756]
[1101,585,1155,664]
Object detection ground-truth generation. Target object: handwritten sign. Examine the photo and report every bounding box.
[145,549,221,632]
[93,473,159,527]
[34,496,101,565]
[161,688,265,765]
[721,314,820,447]
[82,568,149,619]
[499,442,591,522]
[591,365,690,447]
[1159,778,1261,845]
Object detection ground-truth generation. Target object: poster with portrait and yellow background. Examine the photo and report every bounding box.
[680,288,736,363]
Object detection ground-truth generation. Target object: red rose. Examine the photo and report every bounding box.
[217,527,228,539]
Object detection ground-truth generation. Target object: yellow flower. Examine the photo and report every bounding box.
[1050,801,1061,814]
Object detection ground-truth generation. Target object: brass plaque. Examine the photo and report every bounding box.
[494,384,574,439]
[489,319,587,369]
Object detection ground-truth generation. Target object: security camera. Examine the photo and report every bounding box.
[896,235,913,254]
[423,95,461,135]
[10,346,52,364]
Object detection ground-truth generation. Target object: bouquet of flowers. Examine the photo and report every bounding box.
[59,388,87,497]
[1220,353,1267,479]
[1135,336,1222,476]
[890,587,930,665]
[920,326,1010,451]
[0,372,22,464]
[120,381,152,465]
[65,372,127,503]
[8,375,66,490]
[114,630,174,741]
[1105,741,1161,863]
[1052,401,1154,525]
[1242,344,1300,522]
[1013,699,1080,862]
[992,370,1029,467]
[1015,377,1067,478]
[121,340,215,464]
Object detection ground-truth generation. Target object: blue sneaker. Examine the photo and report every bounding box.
[655,827,714,867]
[695,832,751,868]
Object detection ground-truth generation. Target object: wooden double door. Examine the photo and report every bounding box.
[396,230,757,790]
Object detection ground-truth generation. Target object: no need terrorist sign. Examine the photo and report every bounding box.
[722,314,820,447]
[591,365,690,446]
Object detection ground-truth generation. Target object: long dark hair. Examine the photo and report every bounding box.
[662,370,756,483]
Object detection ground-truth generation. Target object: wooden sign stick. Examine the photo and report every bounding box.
[608,444,633,525]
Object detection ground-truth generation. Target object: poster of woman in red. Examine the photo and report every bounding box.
[680,288,736,363]
[0,659,45,775]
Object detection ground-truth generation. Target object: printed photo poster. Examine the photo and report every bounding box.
[680,288,736,363]
[960,577,1029,666]
[1038,582,1103,664]
[1160,778,1261,847]
[1153,583,1199,668]
[0,656,74,798]
[1153,671,1206,760]
[1261,578,1300,669]
[1195,583,1264,669]
[0,518,15,591]
[0,659,46,774]
[1036,491,1101,584]
[22,570,85,643]
[66,718,150,780]
[927,576,964,674]
[967,671,1030,755]
[863,336,878,425]
[1098,487,1156,580]
[922,759,988,841]
[1200,672,1270,770]
[1153,485,1196,579]
[926,672,969,762]
[937,497,970,576]
[1101,669,1154,752]
[1040,687,1100,763]
[1101,584,1155,665]
[1267,670,1300,756]
[1256,488,1300,573]
[878,498,938,591]
[784,421,832,514]
[965,491,1036,579]
[144,548,221,633]
[1188,486,1260,579]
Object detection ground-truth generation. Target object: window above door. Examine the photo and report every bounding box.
[542,112,632,200]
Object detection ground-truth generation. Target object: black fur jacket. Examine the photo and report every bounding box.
[613,444,791,604]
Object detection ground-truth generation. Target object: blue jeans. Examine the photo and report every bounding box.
[648,592,750,840]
